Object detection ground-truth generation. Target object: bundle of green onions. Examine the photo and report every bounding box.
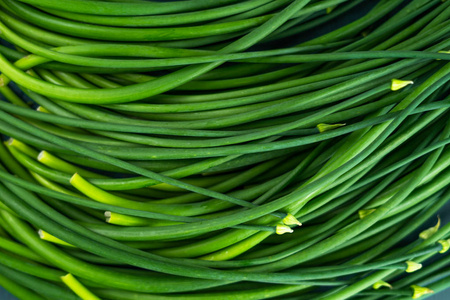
[0,0,449,299]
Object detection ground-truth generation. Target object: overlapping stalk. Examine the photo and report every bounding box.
[0,0,449,299]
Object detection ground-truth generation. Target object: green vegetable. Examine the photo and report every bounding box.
[0,0,449,299]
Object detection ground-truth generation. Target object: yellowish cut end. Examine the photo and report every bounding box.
[373,280,392,290]
[391,79,413,91]
[70,172,126,207]
[61,273,100,300]
[70,173,81,186]
[38,229,74,247]
[411,285,434,299]
[39,150,79,175]
[419,216,440,240]
[276,225,293,235]
[438,239,450,253]
[6,138,39,157]
[282,213,302,226]
[406,261,422,273]
[105,211,139,225]
[317,123,346,133]
[105,211,152,226]
[36,106,50,113]
[104,211,112,223]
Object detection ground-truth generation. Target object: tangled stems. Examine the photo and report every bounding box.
[0,0,450,299]
[1,66,448,272]
[10,0,242,16]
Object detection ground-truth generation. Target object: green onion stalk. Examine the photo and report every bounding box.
[0,0,449,299]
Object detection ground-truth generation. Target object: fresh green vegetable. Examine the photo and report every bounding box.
[0,0,449,299]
